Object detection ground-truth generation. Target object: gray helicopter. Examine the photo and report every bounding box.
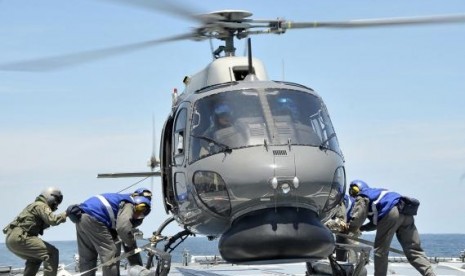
[2,3,465,276]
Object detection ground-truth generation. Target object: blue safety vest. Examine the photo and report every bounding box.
[358,188,401,225]
[80,193,134,229]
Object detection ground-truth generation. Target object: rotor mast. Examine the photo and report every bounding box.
[224,35,236,56]
[206,10,254,58]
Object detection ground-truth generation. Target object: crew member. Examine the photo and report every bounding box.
[325,194,358,262]
[347,180,435,276]
[207,102,235,134]
[73,188,152,276]
[199,102,245,156]
[3,187,67,276]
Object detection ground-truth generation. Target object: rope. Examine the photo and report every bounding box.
[116,176,150,193]
[71,236,169,276]
[334,232,405,255]
[73,242,153,276]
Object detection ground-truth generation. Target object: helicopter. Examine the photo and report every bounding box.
[2,1,465,275]
[98,10,347,264]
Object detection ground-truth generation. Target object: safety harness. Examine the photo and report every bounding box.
[369,190,389,225]
[96,195,117,229]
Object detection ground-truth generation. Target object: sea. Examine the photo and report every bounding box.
[1,234,464,269]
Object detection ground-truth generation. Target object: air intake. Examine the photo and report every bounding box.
[273,150,288,156]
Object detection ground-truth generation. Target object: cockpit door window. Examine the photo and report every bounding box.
[173,108,187,165]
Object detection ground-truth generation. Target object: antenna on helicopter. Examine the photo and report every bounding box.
[282,59,285,81]
[247,38,255,76]
[172,88,179,105]
[147,115,159,190]
[148,114,160,172]
[242,38,258,82]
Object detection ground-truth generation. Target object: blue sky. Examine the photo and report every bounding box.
[1,0,464,242]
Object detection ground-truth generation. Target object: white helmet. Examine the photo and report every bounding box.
[41,187,63,211]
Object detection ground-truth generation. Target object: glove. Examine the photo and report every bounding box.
[150,234,167,244]
[340,221,349,233]
[325,218,349,233]
[66,204,82,223]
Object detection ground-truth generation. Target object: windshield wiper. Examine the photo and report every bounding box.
[319,133,337,151]
[192,135,233,154]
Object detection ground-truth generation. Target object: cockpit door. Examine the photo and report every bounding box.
[172,106,188,166]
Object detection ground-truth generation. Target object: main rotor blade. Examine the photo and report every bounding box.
[97,171,161,178]
[97,0,223,23]
[281,14,465,30]
[97,0,200,22]
[0,33,193,72]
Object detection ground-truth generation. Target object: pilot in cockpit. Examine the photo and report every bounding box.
[276,97,300,119]
[274,96,321,144]
[201,102,235,138]
[213,103,234,130]
[199,102,246,156]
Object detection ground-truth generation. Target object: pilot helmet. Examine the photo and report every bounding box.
[133,187,152,201]
[213,103,233,126]
[133,196,151,219]
[40,187,63,211]
[277,97,299,119]
[349,180,369,197]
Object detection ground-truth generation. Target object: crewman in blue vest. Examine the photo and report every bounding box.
[347,180,435,276]
[74,188,152,276]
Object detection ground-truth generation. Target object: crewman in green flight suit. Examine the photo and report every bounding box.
[3,187,67,276]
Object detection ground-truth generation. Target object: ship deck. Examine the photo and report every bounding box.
[168,260,465,275]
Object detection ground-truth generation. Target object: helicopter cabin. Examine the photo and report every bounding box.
[183,56,268,95]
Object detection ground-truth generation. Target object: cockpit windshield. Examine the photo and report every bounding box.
[189,87,341,162]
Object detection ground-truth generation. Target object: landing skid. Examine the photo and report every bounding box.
[306,243,371,276]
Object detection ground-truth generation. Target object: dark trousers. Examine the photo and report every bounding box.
[5,227,59,276]
[374,206,436,276]
[76,213,121,276]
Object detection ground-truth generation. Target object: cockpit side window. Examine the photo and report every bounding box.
[173,108,187,165]
[189,90,265,162]
[265,88,341,154]
[267,90,321,145]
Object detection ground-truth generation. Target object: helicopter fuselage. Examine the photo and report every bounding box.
[160,56,345,263]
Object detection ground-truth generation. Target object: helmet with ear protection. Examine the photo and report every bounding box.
[133,196,151,218]
[40,187,63,211]
[349,180,369,197]
[133,188,152,201]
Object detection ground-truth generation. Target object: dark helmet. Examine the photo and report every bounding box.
[133,196,151,219]
[40,187,63,211]
[133,187,152,201]
[349,180,369,197]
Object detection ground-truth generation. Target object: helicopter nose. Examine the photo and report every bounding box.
[270,176,300,193]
